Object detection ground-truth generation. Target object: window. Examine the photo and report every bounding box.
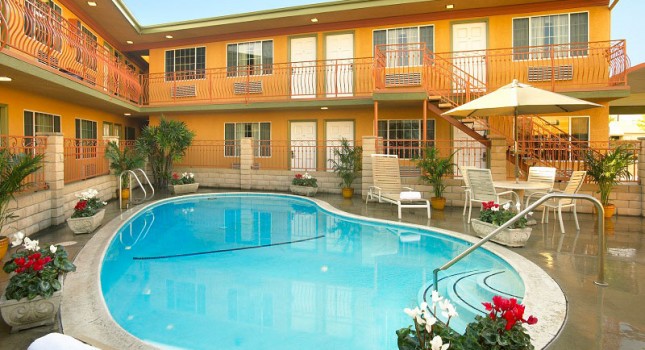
[165,47,206,81]
[75,23,98,72]
[373,26,434,67]
[114,124,122,138]
[103,122,113,136]
[513,12,588,60]
[125,126,136,140]
[227,40,273,77]
[537,116,589,161]
[224,122,271,157]
[377,119,435,159]
[23,0,63,51]
[75,118,97,158]
[24,110,61,136]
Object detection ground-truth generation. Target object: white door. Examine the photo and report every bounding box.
[291,37,317,98]
[325,34,354,97]
[291,121,317,171]
[452,22,487,92]
[326,121,354,171]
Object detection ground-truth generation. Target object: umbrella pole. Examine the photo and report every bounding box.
[514,112,519,183]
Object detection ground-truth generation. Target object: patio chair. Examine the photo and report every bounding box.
[465,168,521,223]
[526,170,586,233]
[367,154,431,219]
[524,166,557,207]
[459,166,477,216]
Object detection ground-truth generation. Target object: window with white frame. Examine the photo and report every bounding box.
[224,122,271,157]
[377,119,435,159]
[226,40,273,77]
[373,26,434,67]
[165,47,206,81]
[24,110,60,136]
[513,12,588,60]
[23,0,63,51]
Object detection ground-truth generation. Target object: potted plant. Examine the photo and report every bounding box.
[1,236,76,332]
[66,188,107,234]
[169,172,199,195]
[583,144,636,217]
[290,172,318,197]
[0,149,43,259]
[329,138,362,199]
[104,141,144,205]
[471,201,532,247]
[136,117,195,189]
[415,147,455,210]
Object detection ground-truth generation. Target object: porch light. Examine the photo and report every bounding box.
[87,1,97,6]
[165,35,173,39]
[321,106,328,110]
[126,40,133,44]
[311,18,318,23]
[0,76,12,82]
[124,113,131,116]
[445,4,454,9]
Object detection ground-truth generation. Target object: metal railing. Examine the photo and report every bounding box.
[0,135,48,191]
[63,138,110,183]
[433,193,608,293]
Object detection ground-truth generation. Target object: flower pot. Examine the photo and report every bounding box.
[169,183,200,195]
[603,204,616,218]
[121,188,130,200]
[431,197,446,210]
[471,219,532,248]
[342,187,354,199]
[66,209,105,234]
[0,290,62,333]
[290,185,318,197]
[0,236,8,261]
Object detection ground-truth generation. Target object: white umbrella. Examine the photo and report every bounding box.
[443,79,601,182]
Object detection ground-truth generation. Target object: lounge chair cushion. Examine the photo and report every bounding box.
[399,191,421,200]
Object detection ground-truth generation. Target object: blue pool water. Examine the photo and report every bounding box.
[100,194,525,350]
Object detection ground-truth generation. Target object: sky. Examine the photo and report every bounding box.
[123,0,645,65]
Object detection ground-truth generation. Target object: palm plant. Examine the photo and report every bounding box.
[415,147,456,198]
[0,150,43,234]
[136,118,195,188]
[104,141,144,188]
[584,144,636,206]
[329,138,362,189]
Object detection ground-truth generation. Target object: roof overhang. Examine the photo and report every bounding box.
[610,63,645,114]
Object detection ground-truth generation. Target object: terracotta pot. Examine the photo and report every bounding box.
[603,204,616,218]
[0,236,8,261]
[471,219,532,248]
[430,197,446,210]
[290,185,318,197]
[0,289,62,333]
[121,188,130,200]
[66,209,105,234]
[342,187,354,199]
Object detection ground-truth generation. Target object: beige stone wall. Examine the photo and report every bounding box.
[62,175,116,219]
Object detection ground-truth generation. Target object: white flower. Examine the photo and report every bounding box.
[491,206,499,212]
[503,202,511,210]
[415,314,426,325]
[424,314,437,334]
[303,172,312,180]
[431,290,443,304]
[528,211,534,217]
[420,301,428,311]
[189,173,194,178]
[50,245,57,254]
[10,231,25,247]
[442,303,458,319]
[516,202,521,211]
[102,201,108,206]
[24,237,40,251]
[404,307,420,319]
[429,335,450,350]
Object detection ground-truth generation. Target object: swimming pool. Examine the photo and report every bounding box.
[99,193,528,350]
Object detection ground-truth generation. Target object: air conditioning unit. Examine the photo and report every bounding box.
[233,81,263,94]
[170,85,197,98]
[528,65,573,82]
[385,73,422,87]
[37,50,60,69]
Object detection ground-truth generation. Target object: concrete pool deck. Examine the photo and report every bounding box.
[1,188,643,349]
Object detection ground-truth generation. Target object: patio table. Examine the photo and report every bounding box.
[493,180,552,209]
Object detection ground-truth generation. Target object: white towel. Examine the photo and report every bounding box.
[400,191,421,200]
[28,333,100,350]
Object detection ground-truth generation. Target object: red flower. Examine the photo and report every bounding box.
[75,200,88,211]
[483,302,493,311]
[172,173,180,179]
[295,174,303,179]
[526,315,538,325]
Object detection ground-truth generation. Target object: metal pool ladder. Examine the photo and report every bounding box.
[119,168,155,208]
[433,193,608,292]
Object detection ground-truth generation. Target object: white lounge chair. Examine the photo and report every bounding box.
[526,170,586,233]
[459,166,477,216]
[367,154,431,219]
[465,168,521,223]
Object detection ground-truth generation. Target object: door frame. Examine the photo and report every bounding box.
[450,20,489,91]
[288,120,318,171]
[323,30,356,97]
[0,104,7,135]
[324,119,356,170]
[288,34,318,98]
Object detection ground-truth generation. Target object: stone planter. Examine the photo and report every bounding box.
[169,183,199,195]
[0,290,62,333]
[471,219,532,248]
[290,185,318,197]
[66,209,105,234]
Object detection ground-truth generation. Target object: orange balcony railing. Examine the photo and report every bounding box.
[64,138,110,183]
[174,140,240,169]
[141,58,375,105]
[1,0,142,103]
[0,135,48,191]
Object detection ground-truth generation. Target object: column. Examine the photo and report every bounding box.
[488,135,508,181]
[42,133,66,225]
[240,137,253,190]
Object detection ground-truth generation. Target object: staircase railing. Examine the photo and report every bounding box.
[433,193,608,293]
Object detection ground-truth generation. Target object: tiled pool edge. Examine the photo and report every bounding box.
[60,193,566,349]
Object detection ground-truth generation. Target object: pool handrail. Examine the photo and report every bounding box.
[433,193,608,292]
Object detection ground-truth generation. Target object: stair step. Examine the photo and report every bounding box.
[438,102,453,109]
[428,95,442,101]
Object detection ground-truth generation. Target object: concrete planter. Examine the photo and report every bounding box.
[0,290,62,333]
[471,219,532,248]
[169,183,200,195]
[290,185,318,197]
[66,209,105,234]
